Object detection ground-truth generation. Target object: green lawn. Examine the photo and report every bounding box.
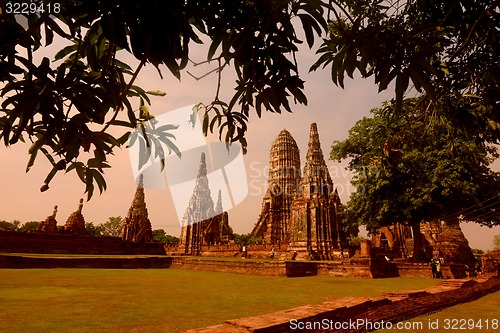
[0,269,439,333]
[377,290,500,333]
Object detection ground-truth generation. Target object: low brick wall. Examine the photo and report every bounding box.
[0,255,368,277]
[0,231,165,255]
[0,255,174,269]
[183,277,500,333]
[166,243,292,260]
[393,262,470,279]
[169,258,287,276]
[1,253,449,279]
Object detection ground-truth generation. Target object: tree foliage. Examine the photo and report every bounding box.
[100,216,122,237]
[152,229,179,244]
[0,0,327,198]
[2,1,498,199]
[84,217,122,236]
[331,99,500,258]
[0,219,20,231]
[494,234,500,250]
[18,221,40,232]
[85,221,103,235]
[313,0,499,142]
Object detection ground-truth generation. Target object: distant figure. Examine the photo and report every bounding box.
[465,264,470,278]
[430,259,437,278]
[52,205,58,218]
[436,260,443,279]
[476,264,482,275]
[270,246,275,259]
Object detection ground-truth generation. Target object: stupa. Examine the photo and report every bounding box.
[36,205,59,234]
[121,174,153,243]
[64,199,86,234]
[179,153,232,254]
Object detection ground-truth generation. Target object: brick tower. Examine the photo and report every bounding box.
[290,123,346,259]
[121,174,153,242]
[64,198,87,234]
[250,129,301,245]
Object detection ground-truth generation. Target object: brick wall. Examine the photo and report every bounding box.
[0,231,164,255]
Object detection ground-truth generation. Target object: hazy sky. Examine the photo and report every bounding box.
[1,29,499,251]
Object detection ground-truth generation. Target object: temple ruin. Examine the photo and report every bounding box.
[36,205,59,234]
[251,123,347,259]
[179,153,231,254]
[64,199,86,234]
[251,129,301,245]
[121,174,153,243]
[372,220,475,265]
[289,123,347,259]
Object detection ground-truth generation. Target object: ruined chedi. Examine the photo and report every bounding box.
[36,205,59,234]
[64,198,87,234]
[251,123,346,259]
[179,153,231,254]
[121,174,153,243]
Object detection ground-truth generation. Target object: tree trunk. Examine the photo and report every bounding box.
[411,222,427,261]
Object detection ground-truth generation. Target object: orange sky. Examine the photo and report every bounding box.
[1,32,499,251]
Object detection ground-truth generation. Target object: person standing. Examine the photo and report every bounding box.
[436,260,443,279]
[430,259,437,278]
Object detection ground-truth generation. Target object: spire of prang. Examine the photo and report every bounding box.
[198,152,207,178]
[302,123,333,197]
[215,189,223,215]
[182,153,215,224]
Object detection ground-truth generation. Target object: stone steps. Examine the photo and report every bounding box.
[437,278,471,288]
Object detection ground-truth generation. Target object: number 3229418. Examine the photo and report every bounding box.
[443,318,498,330]
[5,2,61,15]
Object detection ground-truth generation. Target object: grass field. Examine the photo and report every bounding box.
[0,268,439,333]
[376,289,500,333]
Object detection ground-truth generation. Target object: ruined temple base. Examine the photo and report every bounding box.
[182,277,500,333]
[0,231,164,255]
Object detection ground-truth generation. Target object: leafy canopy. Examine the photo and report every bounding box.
[331,98,500,233]
[0,0,327,198]
[1,0,498,200]
[313,0,499,142]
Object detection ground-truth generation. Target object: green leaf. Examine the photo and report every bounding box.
[26,149,38,173]
[54,44,78,61]
[92,169,107,194]
[146,90,167,96]
[488,120,498,130]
